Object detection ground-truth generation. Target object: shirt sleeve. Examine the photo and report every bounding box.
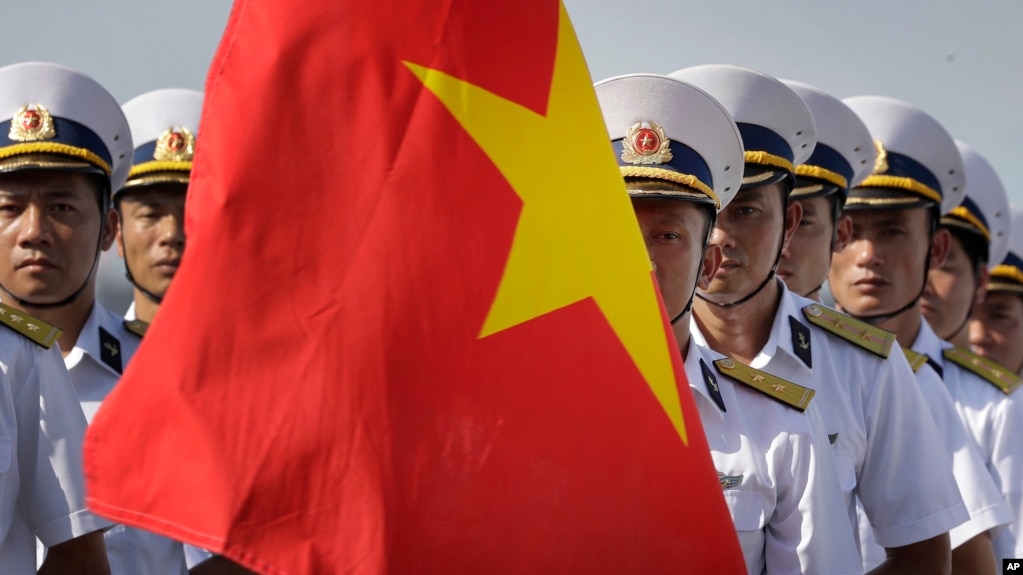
[859,352,968,548]
[914,366,1010,548]
[15,344,113,547]
[987,392,1023,561]
[767,402,863,575]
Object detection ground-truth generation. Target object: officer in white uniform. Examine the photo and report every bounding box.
[0,62,190,574]
[779,84,1008,572]
[0,313,112,572]
[923,142,1012,348]
[833,96,1023,567]
[971,207,1023,376]
[118,89,200,326]
[595,72,861,575]
[121,89,225,573]
[670,65,967,574]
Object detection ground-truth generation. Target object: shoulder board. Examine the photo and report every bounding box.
[123,319,149,338]
[802,303,895,359]
[713,358,814,411]
[901,347,928,373]
[0,302,61,348]
[943,347,1022,395]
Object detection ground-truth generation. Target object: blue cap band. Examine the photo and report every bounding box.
[0,116,112,169]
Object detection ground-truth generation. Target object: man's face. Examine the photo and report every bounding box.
[921,232,986,339]
[829,207,947,317]
[697,181,798,304]
[970,291,1023,373]
[0,171,113,304]
[631,197,718,319]
[116,184,187,299]
[778,195,850,297]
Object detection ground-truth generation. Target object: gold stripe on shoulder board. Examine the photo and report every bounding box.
[713,358,814,411]
[802,304,896,359]
[901,347,928,373]
[123,319,149,338]
[0,302,61,348]
[943,346,1022,395]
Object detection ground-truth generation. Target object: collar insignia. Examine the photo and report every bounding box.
[99,326,123,375]
[789,316,813,368]
[700,358,726,413]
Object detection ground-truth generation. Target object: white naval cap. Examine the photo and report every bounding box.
[942,140,1011,265]
[119,88,203,193]
[781,80,875,199]
[989,206,1023,294]
[668,64,816,189]
[842,95,965,215]
[0,61,132,194]
[594,73,743,212]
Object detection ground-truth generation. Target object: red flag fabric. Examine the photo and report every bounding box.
[85,1,744,573]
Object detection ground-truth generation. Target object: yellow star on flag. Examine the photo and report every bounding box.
[404,2,688,443]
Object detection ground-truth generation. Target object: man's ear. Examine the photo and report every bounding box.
[929,226,951,270]
[833,213,853,252]
[102,208,118,252]
[974,264,990,307]
[698,244,723,290]
[781,199,803,251]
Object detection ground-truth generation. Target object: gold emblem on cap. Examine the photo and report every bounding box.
[873,139,889,175]
[153,127,196,162]
[621,121,672,165]
[9,105,56,142]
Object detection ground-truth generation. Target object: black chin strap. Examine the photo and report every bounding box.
[842,257,931,325]
[119,234,164,304]
[802,279,826,300]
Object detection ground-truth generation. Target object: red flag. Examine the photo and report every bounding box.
[85,1,743,573]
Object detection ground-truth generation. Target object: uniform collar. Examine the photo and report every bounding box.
[752,279,808,369]
[685,342,727,419]
[125,301,137,320]
[691,278,809,374]
[66,302,130,376]
[910,319,951,368]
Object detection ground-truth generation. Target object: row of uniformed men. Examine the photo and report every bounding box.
[2,59,1023,575]
[597,65,1023,574]
[0,63,252,574]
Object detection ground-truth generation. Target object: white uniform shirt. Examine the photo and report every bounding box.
[64,303,188,575]
[0,325,112,572]
[857,357,1010,570]
[912,320,1023,562]
[694,283,967,553]
[686,343,862,574]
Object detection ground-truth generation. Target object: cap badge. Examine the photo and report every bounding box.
[154,127,196,162]
[621,121,673,165]
[9,105,56,142]
[872,139,889,175]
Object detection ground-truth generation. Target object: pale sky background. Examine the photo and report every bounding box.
[2,0,1021,309]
